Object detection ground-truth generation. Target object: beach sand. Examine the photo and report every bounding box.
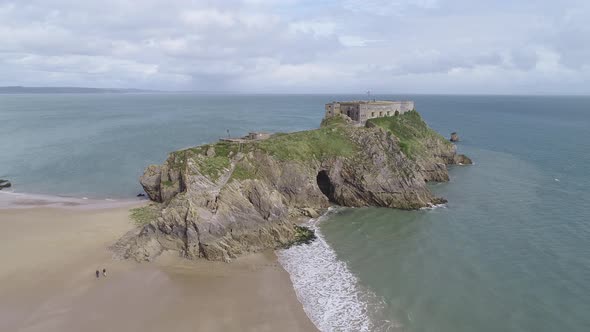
[0,205,317,332]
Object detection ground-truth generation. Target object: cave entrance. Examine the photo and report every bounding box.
[316,170,336,202]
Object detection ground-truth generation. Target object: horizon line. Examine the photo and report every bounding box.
[1,86,589,97]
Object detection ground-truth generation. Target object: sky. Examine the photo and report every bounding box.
[0,0,589,94]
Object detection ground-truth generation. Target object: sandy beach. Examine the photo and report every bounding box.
[0,204,317,332]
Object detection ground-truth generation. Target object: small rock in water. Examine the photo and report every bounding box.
[0,179,11,190]
[450,132,460,142]
[137,193,146,197]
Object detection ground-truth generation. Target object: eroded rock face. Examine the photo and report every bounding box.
[140,166,162,201]
[117,114,471,262]
[415,135,472,182]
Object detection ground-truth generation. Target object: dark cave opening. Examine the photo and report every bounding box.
[316,170,336,203]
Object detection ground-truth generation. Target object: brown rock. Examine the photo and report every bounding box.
[301,208,320,218]
[206,146,216,157]
[139,166,162,201]
[117,112,471,262]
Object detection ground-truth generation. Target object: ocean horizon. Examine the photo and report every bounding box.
[2,93,590,331]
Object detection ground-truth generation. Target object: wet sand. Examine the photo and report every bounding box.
[0,205,317,332]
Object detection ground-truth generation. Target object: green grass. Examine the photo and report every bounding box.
[256,125,358,162]
[164,115,360,182]
[367,111,451,158]
[293,225,316,245]
[231,162,258,181]
[165,112,446,182]
[320,115,349,128]
[196,156,231,181]
[213,141,241,157]
[282,225,317,248]
[168,142,240,182]
[167,149,192,171]
[130,204,159,226]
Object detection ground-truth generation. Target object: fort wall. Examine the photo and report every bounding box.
[325,100,415,124]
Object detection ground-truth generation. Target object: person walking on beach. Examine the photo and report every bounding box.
[95,270,100,279]
[102,268,107,277]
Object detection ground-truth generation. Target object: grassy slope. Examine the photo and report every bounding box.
[367,111,451,159]
[168,142,236,181]
[129,204,160,225]
[167,116,360,182]
[164,113,445,183]
[256,118,357,162]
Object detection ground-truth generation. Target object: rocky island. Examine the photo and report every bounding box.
[115,109,471,262]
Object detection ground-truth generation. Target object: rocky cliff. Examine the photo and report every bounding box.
[115,111,471,262]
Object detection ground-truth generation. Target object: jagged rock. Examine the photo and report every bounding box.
[454,154,473,165]
[0,179,11,190]
[301,208,320,218]
[450,132,460,142]
[206,146,216,157]
[116,111,471,262]
[140,165,162,201]
[140,163,184,203]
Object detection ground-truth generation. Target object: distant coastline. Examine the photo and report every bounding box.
[0,86,158,94]
[0,86,248,94]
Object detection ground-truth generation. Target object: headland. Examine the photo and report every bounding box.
[116,106,471,263]
[1,101,470,332]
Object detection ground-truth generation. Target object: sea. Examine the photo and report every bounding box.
[1,93,589,331]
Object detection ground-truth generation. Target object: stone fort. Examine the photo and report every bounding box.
[325,100,415,125]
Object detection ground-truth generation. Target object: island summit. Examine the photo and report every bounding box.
[325,100,415,125]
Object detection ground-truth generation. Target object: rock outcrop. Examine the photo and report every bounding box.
[115,111,471,262]
[0,179,11,190]
[450,132,459,142]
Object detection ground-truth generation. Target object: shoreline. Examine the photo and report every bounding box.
[0,204,317,332]
[278,208,392,331]
[0,190,146,210]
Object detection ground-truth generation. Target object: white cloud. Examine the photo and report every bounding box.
[181,9,236,28]
[289,20,336,37]
[338,36,383,47]
[343,0,440,16]
[0,0,589,93]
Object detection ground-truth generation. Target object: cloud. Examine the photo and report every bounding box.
[339,35,383,47]
[289,20,336,37]
[181,9,237,28]
[343,0,440,16]
[0,0,589,93]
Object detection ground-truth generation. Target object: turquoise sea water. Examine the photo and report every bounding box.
[2,94,589,331]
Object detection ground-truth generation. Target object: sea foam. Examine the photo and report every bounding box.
[277,208,399,332]
[420,202,448,210]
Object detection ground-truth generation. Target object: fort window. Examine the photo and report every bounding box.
[379,111,383,116]
[371,112,375,117]
[394,110,399,116]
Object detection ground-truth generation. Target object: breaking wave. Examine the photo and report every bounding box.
[277,208,400,332]
[420,203,448,210]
